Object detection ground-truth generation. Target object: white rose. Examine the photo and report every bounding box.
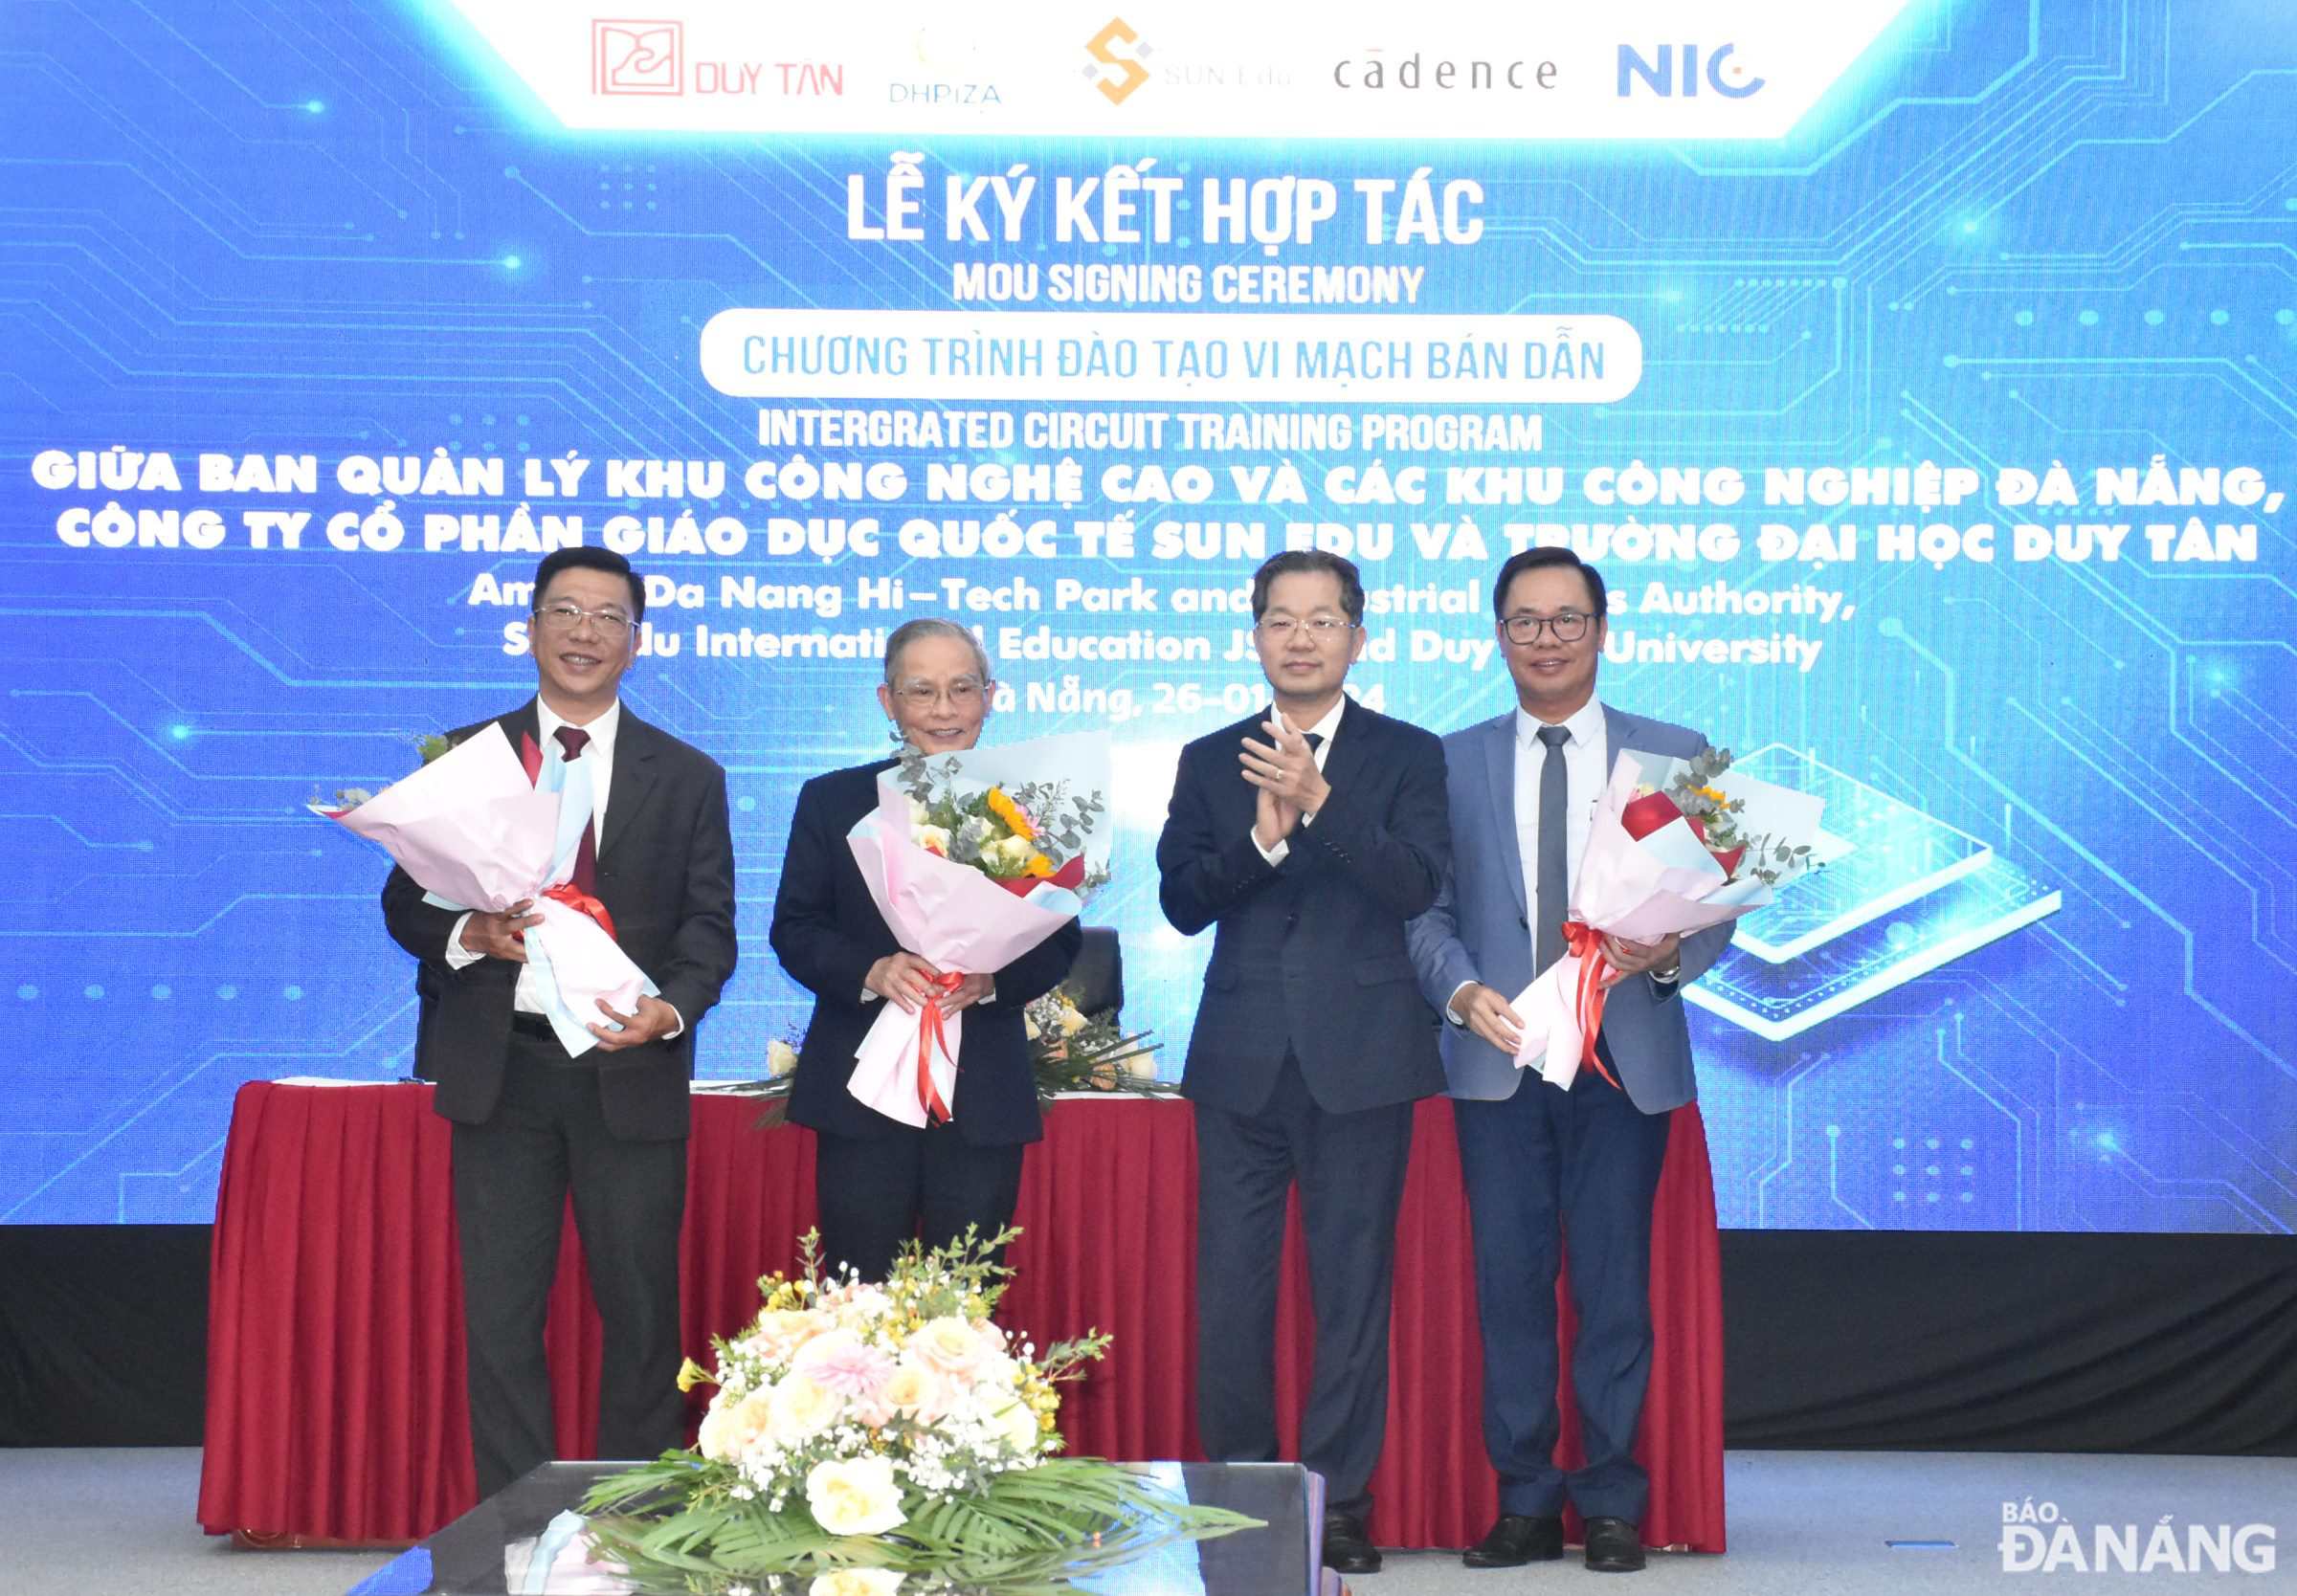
[768,1372,844,1443]
[909,1316,989,1382]
[805,1455,907,1537]
[767,1038,801,1078]
[1123,1053,1160,1081]
[877,1362,947,1425]
[810,1570,903,1596]
[1057,1003,1088,1036]
[990,1393,1042,1454]
[915,823,952,856]
[699,1389,774,1460]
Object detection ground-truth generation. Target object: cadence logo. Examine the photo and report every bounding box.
[593,19,684,96]
[1084,18,1152,105]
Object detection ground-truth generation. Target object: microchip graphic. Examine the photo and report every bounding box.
[1684,746,2061,1042]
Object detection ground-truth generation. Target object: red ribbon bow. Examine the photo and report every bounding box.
[911,970,966,1123]
[1561,920,1623,1093]
[541,881,617,940]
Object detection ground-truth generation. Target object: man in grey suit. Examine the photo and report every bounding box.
[1406,547,1731,1574]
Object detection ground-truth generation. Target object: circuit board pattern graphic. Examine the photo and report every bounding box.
[0,1,2290,1229]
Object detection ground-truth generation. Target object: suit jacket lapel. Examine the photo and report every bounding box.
[1321,697,1376,802]
[1480,712,1528,918]
[496,699,544,783]
[1601,704,1648,766]
[598,710,660,861]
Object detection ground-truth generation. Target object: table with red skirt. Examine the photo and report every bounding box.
[196,1083,1726,1551]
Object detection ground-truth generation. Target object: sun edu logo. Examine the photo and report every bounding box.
[1084,17,1152,105]
[1999,1502,2276,1574]
[593,19,683,96]
[1617,42,1763,99]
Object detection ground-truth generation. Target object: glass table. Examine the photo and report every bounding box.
[347,1461,1332,1595]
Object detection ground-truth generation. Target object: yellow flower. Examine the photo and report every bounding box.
[985,787,1037,840]
[1692,785,1729,804]
[1022,853,1055,877]
[675,1356,712,1393]
[1056,1002,1088,1037]
[805,1455,906,1537]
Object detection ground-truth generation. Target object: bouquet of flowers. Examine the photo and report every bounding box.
[579,1230,1257,1589]
[845,732,1112,1127]
[1022,987,1171,1098]
[1512,746,1823,1090]
[312,722,657,1056]
[740,984,1168,1125]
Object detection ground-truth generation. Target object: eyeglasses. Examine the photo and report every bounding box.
[1255,615,1358,641]
[1500,610,1595,645]
[893,676,986,709]
[534,603,637,635]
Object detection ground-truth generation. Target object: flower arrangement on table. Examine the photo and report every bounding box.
[579,1230,1257,1590]
[1512,744,1825,1089]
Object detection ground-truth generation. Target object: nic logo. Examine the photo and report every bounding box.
[592,19,683,96]
[1084,18,1152,106]
[1617,43,1765,100]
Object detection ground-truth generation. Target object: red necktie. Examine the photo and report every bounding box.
[553,726,599,895]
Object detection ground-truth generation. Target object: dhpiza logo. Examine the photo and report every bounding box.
[1999,1501,2276,1574]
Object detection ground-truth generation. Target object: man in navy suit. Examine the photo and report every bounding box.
[1156,550,1450,1577]
[1407,547,1732,1574]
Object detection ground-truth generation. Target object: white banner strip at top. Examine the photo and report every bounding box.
[698,309,1640,404]
[447,1,1915,141]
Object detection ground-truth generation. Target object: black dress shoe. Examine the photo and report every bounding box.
[1463,1513,1565,1567]
[1582,1516,1646,1573]
[1322,1509,1382,1575]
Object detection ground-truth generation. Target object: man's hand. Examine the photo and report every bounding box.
[937,972,995,1013]
[589,993,681,1051]
[1456,982,1527,1055]
[458,899,543,963]
[1599,931,1682,989]
[865,950,945,1013]
[1240,716,1330,815]
[1252,781,1302,853]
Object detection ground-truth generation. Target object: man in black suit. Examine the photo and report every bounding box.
[1155,550,1450,1577]
[382,546,737,1499]
[769,618,1081,1282]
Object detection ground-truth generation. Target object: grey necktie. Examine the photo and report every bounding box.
[1536,723,1571,972]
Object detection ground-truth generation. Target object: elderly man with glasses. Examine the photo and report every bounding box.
[769,617,1081,1282]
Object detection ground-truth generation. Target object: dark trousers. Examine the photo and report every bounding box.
[812,1122,1026,1284]
[451,1037,687,1500]
[1193,1055,1415,1518]
[1452,1065,1673,1522]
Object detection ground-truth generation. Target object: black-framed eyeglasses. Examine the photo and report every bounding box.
[1500,610,1594,645]
[533,602,637,635]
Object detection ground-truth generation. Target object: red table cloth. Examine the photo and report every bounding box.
[198,1084,1724,1551]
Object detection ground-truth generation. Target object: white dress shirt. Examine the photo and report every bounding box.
[1513,695,1609,917]
[1252,696,1345,866]
[445,699,680,1034]
[1447,694,1670,1024]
